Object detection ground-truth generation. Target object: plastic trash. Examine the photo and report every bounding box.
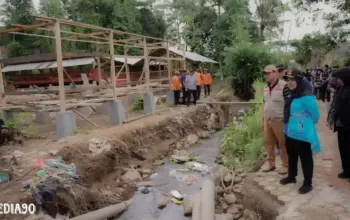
[37,170,45,177]
[0,173,9,183]
[170,190,184,200]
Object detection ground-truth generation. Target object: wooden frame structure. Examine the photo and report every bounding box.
[0,15,187,113]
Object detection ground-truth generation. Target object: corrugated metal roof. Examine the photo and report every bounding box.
[168,47,218,63]
[114,56,141,65]
[2,58,95,73]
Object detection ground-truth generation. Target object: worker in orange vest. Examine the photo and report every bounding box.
[172,71,181,105]
[202,68,213,97]
[194,69,202,100]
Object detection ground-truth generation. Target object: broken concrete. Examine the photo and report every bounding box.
[56,111,77,139]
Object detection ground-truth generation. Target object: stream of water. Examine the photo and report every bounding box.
[117,135,220,220]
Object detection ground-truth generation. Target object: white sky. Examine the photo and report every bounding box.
[0,0,338,41]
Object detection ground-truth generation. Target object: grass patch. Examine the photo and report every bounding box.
[131,96,144,112]
[220,80,265,172]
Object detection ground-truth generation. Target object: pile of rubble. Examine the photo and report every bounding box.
[212,164,262,220]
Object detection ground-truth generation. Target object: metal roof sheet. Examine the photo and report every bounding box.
[2,58,95,73]
[168,47,218,63]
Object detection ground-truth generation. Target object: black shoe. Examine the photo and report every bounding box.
[338,172,350,179]
[280,177,297,185]
[298,184,313,194]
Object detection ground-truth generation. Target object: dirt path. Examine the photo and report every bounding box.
[255,102,350,220]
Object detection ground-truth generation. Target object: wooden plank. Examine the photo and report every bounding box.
[143,37,150,92]
[0,22,53,34]
[96,45,102,85]
[0,49,6,106]
[197,101,262,105]
[109,30,117,99]
[81,73,90,85]
[124,47,130,87]
[4,87,100,96]
[166,41,172,89]
[115,63,126,79]
[54,20,66,112]
[72,109,99,128]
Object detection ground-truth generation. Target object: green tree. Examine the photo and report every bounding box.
[1,0,36,57]
[138,8,167,39]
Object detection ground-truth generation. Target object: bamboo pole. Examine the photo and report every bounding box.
[115,63,126,79]
[96,44,102,85]
[0,49,6,106]
[166,41,171,89]
[182,46,187,70]
[54,20,66,112]
[124,47,130,87]
[109,30,117,99]
[143,37,150,92]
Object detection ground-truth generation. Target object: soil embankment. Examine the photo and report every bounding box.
[0,103,237,220]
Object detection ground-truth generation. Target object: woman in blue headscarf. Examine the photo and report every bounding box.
[280,69,321,194]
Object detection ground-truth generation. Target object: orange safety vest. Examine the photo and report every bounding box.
[172,75,181,91]
[202,73,212,85]
[194,72,202,85]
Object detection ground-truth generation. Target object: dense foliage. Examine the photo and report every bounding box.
[220,80,265,172]
[0,0,167,57]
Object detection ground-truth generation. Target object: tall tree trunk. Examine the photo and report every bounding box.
[260,24,265,41]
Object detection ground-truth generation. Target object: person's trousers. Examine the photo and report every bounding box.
[337,127,350,175]
[263,120,288,168]
[187,89,197,106]
[196,85,201,100]
[204,84,211,96]
[182,88,187,104]
[173,90,180,105]
[285,135,313,186]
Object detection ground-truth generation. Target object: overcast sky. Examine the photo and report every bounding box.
[1,0,336,41]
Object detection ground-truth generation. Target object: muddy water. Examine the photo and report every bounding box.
[118,135,220,220]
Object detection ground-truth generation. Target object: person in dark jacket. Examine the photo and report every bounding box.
[327,67,350,180]
[180,71,188,104]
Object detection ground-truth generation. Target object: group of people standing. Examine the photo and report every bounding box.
[171,69,212,106]
[262,63,350,195]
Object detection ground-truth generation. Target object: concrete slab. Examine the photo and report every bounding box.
[143,92,156,114]
[109,100,125,125]
[56,111,76,139]
[36,111,51,124]
[95,102,111,115]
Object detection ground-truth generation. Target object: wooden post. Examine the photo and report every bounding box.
[166,41,171,89]
[96,44,102,85]
[182,46,186,71]
[109,30,116,99]
[0,50,6,106]
[124,47,130,87]
[143,37,150,92]
[54,20,66,112]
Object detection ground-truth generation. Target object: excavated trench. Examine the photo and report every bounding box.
[23,103,280,220]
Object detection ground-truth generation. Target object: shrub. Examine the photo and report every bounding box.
[131,96,144,112]
[223,42,273,100]
[220,80,265,172]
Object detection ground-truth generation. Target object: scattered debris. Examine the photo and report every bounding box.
[186,134,199,145]
[141,188,150,194]
[158,198,169,209]
[150,173,158,179]
[224,193,237,205]
[153,159,166,166]
[88,138,111,154]
[185,161,209,174]
[121,169,142,183]
[0,173,9,183]
[136,181,154,187]
[12,150,24,159]
[183,194,194,216]
[197,131,211,139]
[170,190,184,200]
[171,150,196,164]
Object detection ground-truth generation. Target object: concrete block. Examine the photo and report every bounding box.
[36,111,51,124]
[75,106,94,117]
[95,102,111,115]
[56,111,76,139]
[109,100,125,125]
[143,92,156,114]
[166,90,174,105]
